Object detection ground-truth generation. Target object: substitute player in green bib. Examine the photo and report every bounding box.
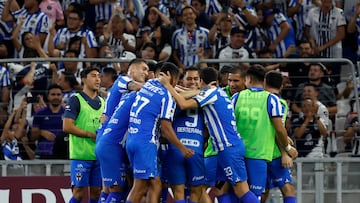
[63,67,105,203]
[261,71,297,203]
[232,65,297,200]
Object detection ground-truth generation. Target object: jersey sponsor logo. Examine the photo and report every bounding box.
[177,127,202,136]
[250,184,263,190]
[109,118,118,124]
[129,117,142,124]
[128,127,138,134]
[103,128,112,135]
[180,138,200,147]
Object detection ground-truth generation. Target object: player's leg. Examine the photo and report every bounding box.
[147,176,162,203]
[126,178,149,203]
[89,160,102,202]
[187,152,206,203]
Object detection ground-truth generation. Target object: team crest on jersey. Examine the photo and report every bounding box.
[30,20,36,25]
[76,172,82,182]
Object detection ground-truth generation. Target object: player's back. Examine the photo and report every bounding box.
[195,87,242,152]
[100,92,137,145]
[127,79,173,144]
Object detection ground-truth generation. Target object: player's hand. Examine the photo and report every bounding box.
[159,71,171,87]
[288,137,294,146]
[286,146,298,160]
[281,153,293,168]
[182,147,195,158]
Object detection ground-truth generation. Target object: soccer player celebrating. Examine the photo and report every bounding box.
[159,67,259,203]
[125,62,194,203]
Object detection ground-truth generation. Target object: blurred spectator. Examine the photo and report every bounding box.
[281,40,313,87]
[136,6,171,51]
[262,0,289,15]
[1,99,35,160]
[94,19,107,42]
[151,25,173,62]
[89,0,126,22]
[2,0,50,47]
[209,15,232,58]
[248,7,268,53]
[55,50,82,85]
[216,27,254,70]
[172,6,211,72]
[191,0,212,29]
[0,1,17,58]
[54,9,98,68]
[97,44,120,72]
[30,84,65,159]
[287,0,319,44]
[229,0,258,48]
[99,10,136,58]
[140,42,158,60]
[0,63,10,125]
[292,98,327,157]
[262,8,295,58]
[304,0,346,58]
[291,63,337,117]
[99,67,117,99]
[58,71,79,104]
[343,115,360,156]
[218,65,232,87]
[39,0,64,27]
[347,2,360,61]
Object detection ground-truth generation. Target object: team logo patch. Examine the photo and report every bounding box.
[76,172,82,182]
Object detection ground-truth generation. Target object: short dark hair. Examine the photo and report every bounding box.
[159,62,180,80]
[61,71,79,89]
[47,84,63,95]
[303,83,319,92]
[200,67,218,85]
[246,64,266,83]
[102,67,118,82]
[64,49,79,57]
[184,66,200,75]
[80,67,100,78]
[265,71,283,89]
[181,6,196,16]
[69,9,84,20]
[309,62,327,73]
[229,66,246,76]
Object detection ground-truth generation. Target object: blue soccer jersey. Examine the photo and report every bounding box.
[100,91,136,144]
[97,75,131,140]
[126,79,176,179]
[171,108,205,154]
[95,92,136,188]
[193,87,242,152]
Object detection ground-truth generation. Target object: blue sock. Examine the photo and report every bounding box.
[105,192,122,203]
[69,197,81,203]
[188,201,197,203]
[284,196,296,203]
[125,201,132,203]
[217,194,232,203]
[89,199,98,203]
[98,192,108,203]
[174,200,186,203]
[161,188,168,203]
[239,191,259,203]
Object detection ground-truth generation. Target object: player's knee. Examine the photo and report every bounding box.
[280,183,296,197]
[72,187,86,200]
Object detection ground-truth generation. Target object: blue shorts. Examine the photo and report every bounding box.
[217,144,247,186]
[244,158,267,196]
[204,155,227,186]
[266,157,293,189]
[126,139,158,179]
[95,141,127,187]
[70,159,102,187]
[166,148,205,186]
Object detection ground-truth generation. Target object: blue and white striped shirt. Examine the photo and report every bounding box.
[288,0,315,41]
[265,12,295,58]
[0,66,10,88]
[194,87,242,152]
[172,26,210,68]
[0,3,12,40]
[12,8,49,36]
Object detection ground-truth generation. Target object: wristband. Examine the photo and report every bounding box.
[285,144,292,152]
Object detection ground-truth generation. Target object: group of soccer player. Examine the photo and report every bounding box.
[93,59,299,203]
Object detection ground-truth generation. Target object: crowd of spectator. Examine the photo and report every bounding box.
[0,0,360,161]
